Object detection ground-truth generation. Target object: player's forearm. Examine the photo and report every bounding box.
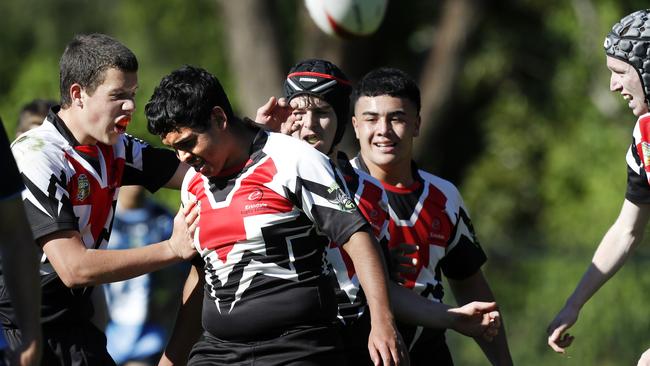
[450,271,512,366]
[566,222,641,309]
[343,231,394,323]
[388,282,455,328]
[44,232,184,288]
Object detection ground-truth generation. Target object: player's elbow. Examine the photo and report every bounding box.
[56,263,95,288]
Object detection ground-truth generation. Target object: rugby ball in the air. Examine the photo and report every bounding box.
[304,0,388,38]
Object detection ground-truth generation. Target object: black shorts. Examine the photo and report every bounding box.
[188,325,345,366]
[402,327,453,366]
[3,321,115,366]
[338,311,373,366]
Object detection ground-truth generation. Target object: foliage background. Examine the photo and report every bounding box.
[2,0,650,364]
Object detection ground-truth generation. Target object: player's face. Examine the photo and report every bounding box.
[352,95,420,170]
[79,68,137,145]
[289,95,338,155]
[161,110,231,178]
[607,56,649,117]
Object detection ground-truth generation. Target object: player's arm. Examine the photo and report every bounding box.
[448,270,513,366]
[0,195,42,366]
[342,230,408,366]
[388,282,499,340]
[547,198,650,353]
[164,162,190,189]
[41,202,199,288]
[159,263,204,366]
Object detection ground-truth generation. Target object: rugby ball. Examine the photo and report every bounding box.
[304,0,388,38]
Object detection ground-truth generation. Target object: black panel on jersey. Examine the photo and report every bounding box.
[21,171,78,240]
[439,208,486,280]
[0,120,23,200]
[121,140,179,193]
[297,176,369,246]
[625,144,650,203]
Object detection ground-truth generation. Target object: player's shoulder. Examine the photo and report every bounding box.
[11,123,70,169]
[418,169,461,198]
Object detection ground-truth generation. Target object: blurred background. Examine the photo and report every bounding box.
[2,0,649,364]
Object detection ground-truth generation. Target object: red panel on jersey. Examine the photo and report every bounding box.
[191,158,294,262]
[388,183,451,289]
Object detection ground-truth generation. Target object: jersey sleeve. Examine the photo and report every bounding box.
[439,189,487,280]
[11,134,78,240]
[0,120,23,200]
[625,115,650,203]
[289,148,369,246]
[120,134,180,192]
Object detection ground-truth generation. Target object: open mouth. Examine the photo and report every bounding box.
[304,135,320,145]
[115,116,131,134]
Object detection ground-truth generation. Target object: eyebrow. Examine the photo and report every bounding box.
[171,135,196,149]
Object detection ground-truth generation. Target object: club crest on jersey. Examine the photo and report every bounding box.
[77,174,90,201]
[330,188,356,212]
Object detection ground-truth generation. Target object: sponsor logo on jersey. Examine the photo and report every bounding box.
[248,188,264,201]
[77,174,90,201]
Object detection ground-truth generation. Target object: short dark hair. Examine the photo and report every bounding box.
[351,67,421,114]
[17,99,56,135]
[145,65,235,137]
[59,33,138,108]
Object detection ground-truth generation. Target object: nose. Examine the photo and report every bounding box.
[301,111,318,129]
[376,117,391,135]
[610,73,621,92]
[123,98,136,112]
[175,149,193,163]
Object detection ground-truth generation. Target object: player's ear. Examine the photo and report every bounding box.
[70,83,83,108]
[413,114,421,137]
[351,116,360,139]
[211,106,227,130]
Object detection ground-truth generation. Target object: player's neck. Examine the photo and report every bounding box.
[363,155,414,187]
[225,119,257,170]
[57,107,96,145]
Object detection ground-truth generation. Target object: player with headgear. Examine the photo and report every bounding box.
[547,10,650,364]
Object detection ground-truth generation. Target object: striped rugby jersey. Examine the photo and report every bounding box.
[352,155,486,351]
[3,107,179,326]
[181,128,369,341]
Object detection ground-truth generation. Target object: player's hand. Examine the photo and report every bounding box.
[448,301,500,341]
[368,317,409,366]
[637,348,650,366]
[10,336,41,366]
[169,200,200,260]
[389,243,418,283]
[255,96,294,133]
[547,304,578,353]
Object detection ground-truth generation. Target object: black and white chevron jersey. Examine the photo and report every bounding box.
[326,151,389,325]
[2,107,179,327]
[181,129,369,342]
[352,156,487,351]
[626,113,650,203]
[0,121,23,200]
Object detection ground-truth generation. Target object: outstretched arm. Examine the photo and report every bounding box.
[41,201,199,288]
[449,270,513,366]
[547,199,650,353]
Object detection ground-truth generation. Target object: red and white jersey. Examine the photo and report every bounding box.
[4,107,179,326]
[326,152,389,325]
[352,156,486,349]
[626,113,650,204]
[181,129,369,341]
